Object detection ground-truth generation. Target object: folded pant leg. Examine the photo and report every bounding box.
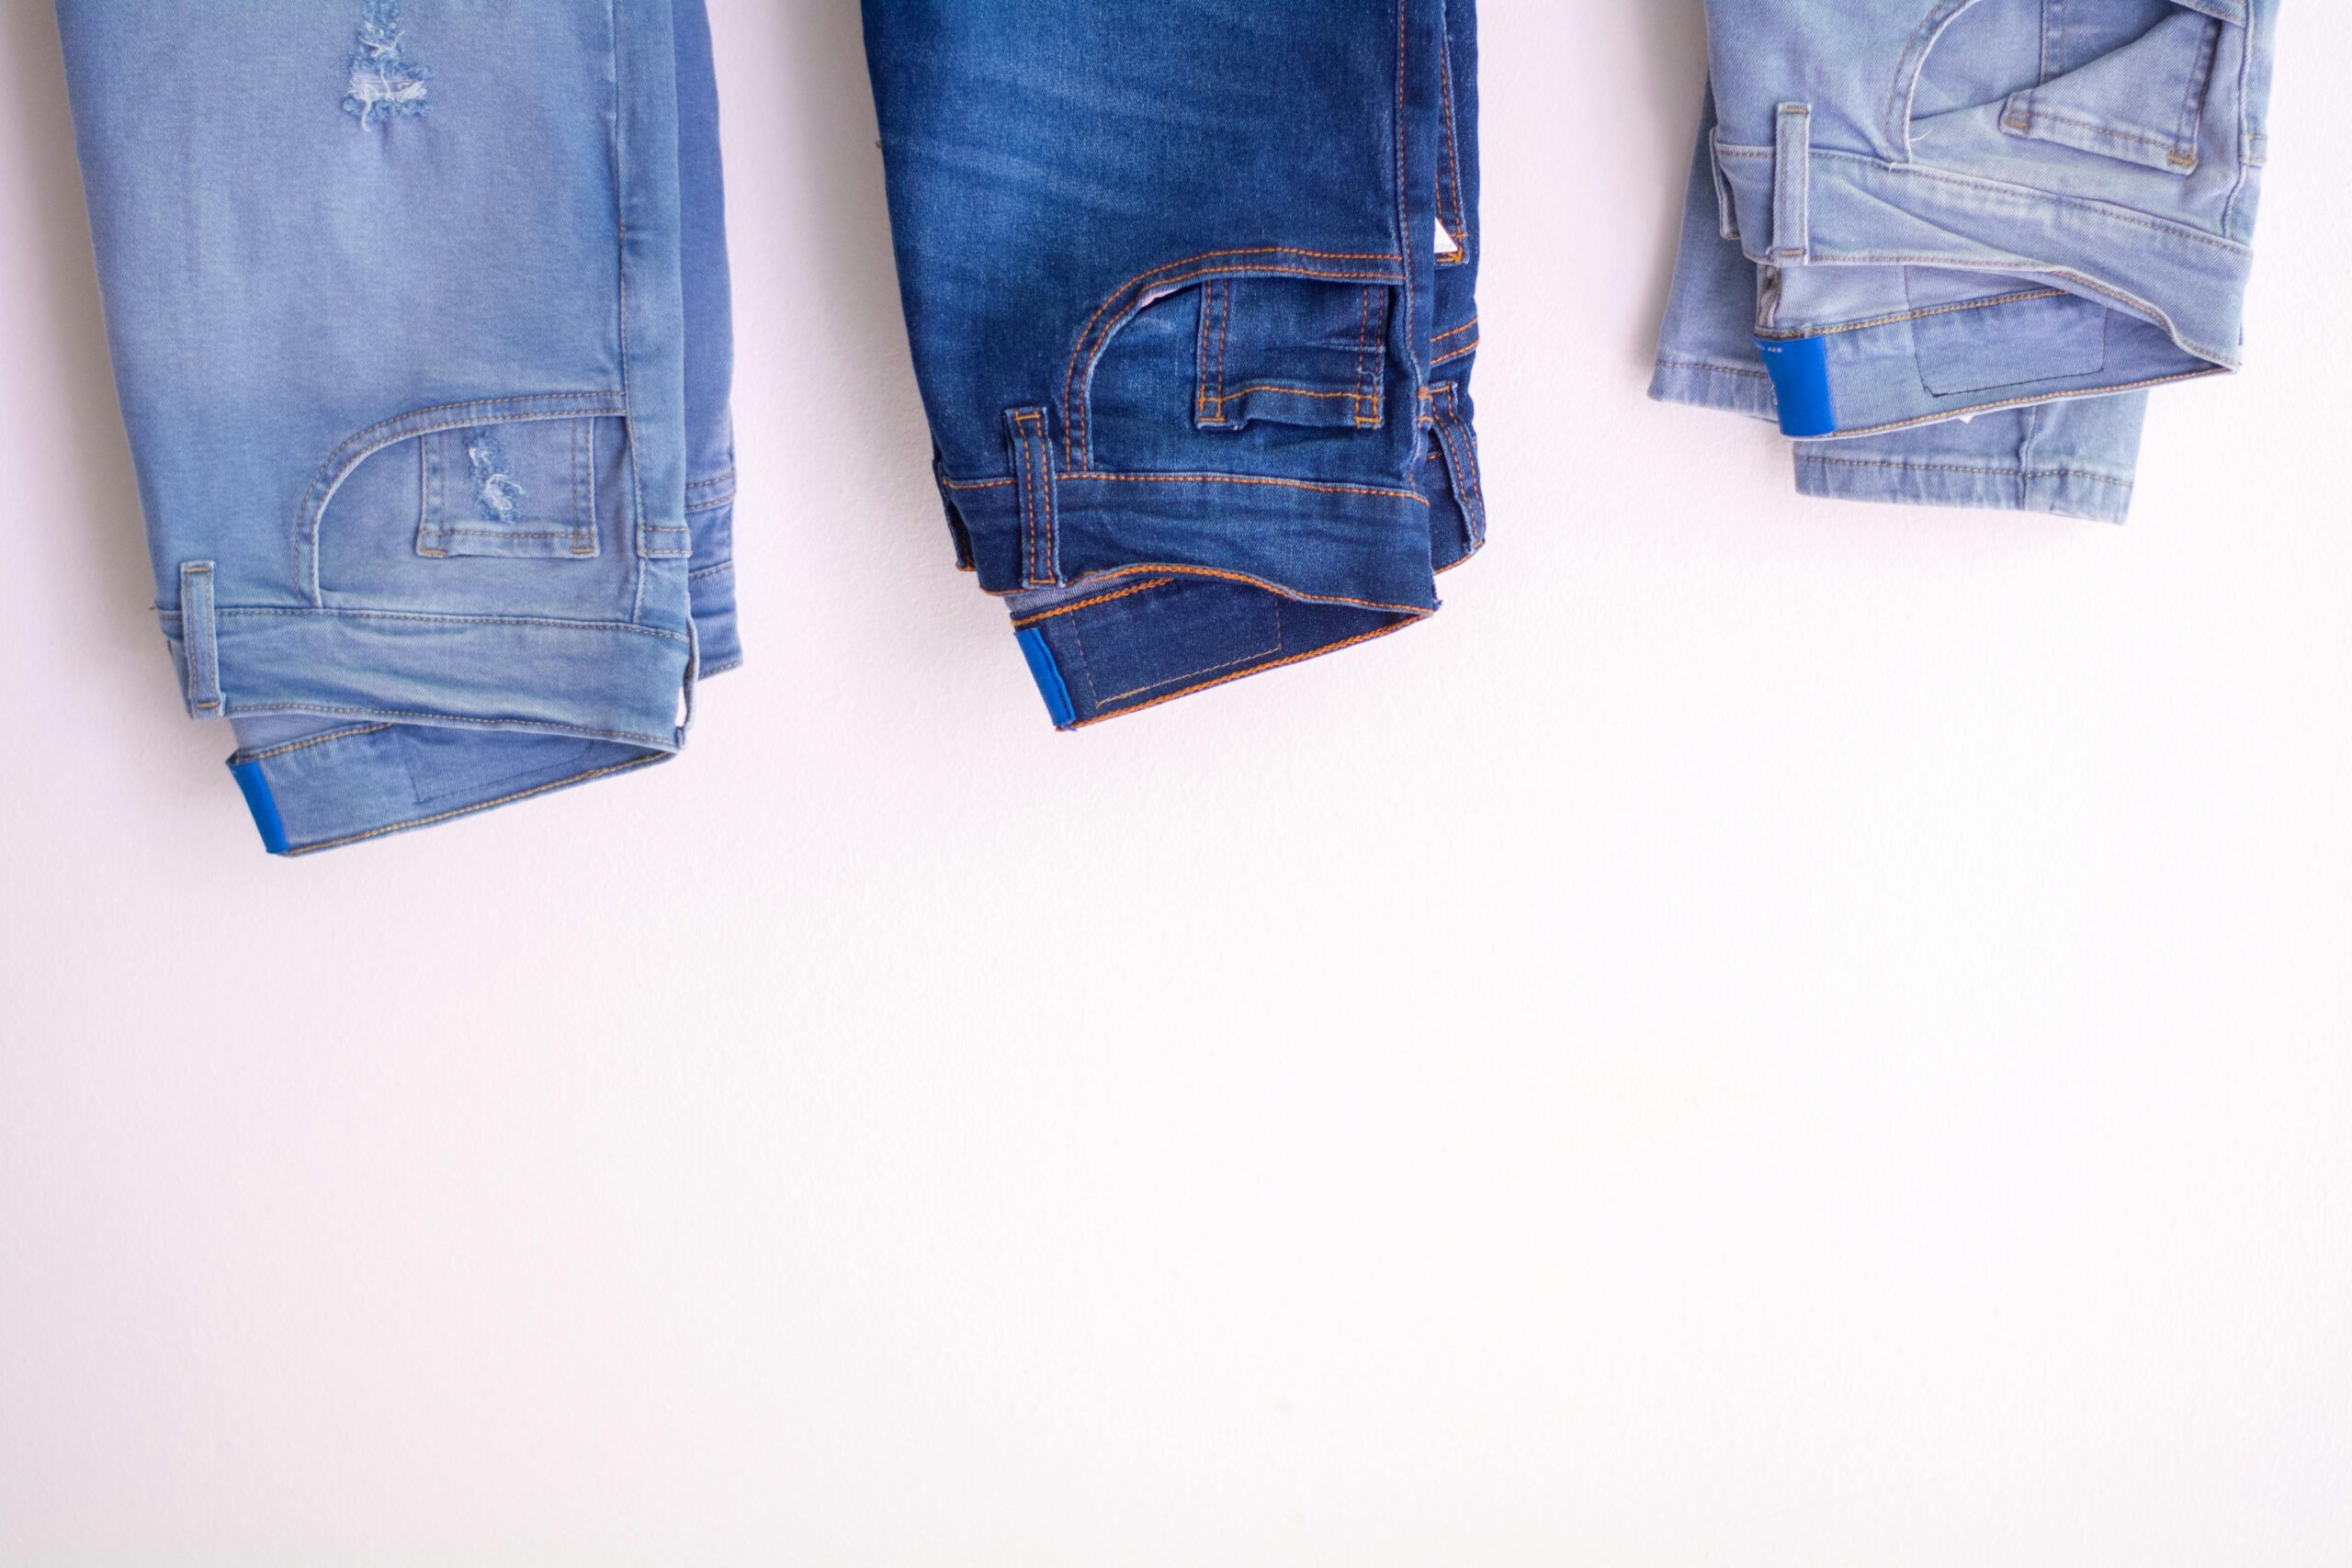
[59,0,737,853]
[863,0,1487,729]
[1653,0,2279,525]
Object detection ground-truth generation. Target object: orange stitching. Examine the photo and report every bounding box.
[1075,265,1403,466]
[1214,280,1233,416]
[940,476,1015,491]
[1066,471,1430,508]
[1011,576,1177,628]
[1214,386,1369,403]
[1436,29,1469,253]
[1431,317,1479,344]
[1061,246,1397,464]
[1072,619,1417,729]
[1431,338,1479,367]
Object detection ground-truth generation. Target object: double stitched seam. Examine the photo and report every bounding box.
[1656,358,1771,379]
[215,606,686,642]
[1061,247,1395,468]
[2171,19,2221,166]
[1435,28,1469,263]
[298,394,621,597]
[1392,0,1418,383]
[237,723,397,763]
[1797,454,2133,489]
[1011,577,1176,629]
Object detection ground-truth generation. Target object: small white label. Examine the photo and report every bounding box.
[1435,221,1461,256]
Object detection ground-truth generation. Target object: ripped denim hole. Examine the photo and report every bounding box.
[464,428,526,525]
[344,1,430,129]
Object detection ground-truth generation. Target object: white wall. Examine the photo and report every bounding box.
[3,4,2346,1563]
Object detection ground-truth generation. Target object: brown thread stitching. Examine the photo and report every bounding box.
[1435,27,1469,258]
[1010,577,1177,628]
[1795,455,2133,488]
[1077,261,1401,456]
[1431,317,1480,344]
[1059,247,1395,464]
[282,754,667,856]
[1072,619,1416,729]
[1077,265,1403,464]
[940,476,1017,491]
[1431,338,1480,367]
[1067,472,1430,508]
[1216,386,1373,403]
[239,723,397,763]
[1355,285,1376,420]
[1393,0,1418,382]
[1214,281,1233,418]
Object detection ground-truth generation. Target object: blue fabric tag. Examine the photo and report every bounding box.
[1754,334,1838,438]
[229,759,292,855]
[1016,626,1078,728]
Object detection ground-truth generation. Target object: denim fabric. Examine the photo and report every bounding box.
[863,0,1485,728]
[1651,0,2278,524]
[58,0,737,854]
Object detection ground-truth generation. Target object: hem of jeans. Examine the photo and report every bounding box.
[276,753,670,857]
[1064,615,1423,731]
[1650,358,1779,422]
[1793,452,2134,524]
[941,468,1448,614]
[159,604,693,747]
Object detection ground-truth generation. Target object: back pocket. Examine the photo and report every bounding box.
[417,419,600,559]
[1998,1,2238,175]
[1193,277,1392,433]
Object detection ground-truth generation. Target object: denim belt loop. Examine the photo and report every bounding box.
[178,560,222,716]
[1772,102,1813,265]
[1004,406,1061,589]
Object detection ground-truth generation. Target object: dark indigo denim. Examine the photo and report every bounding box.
[58,0,737,853]
[863,0,1487,728]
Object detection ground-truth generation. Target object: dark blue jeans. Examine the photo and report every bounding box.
[864,1,1486,728]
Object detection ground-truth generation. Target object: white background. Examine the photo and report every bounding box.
[4,3,2347,1563]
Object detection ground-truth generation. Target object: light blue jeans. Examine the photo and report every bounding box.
[1652,0,2279,523]
[58,0,738,854]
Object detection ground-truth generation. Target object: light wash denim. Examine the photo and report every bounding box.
[59,0,737,854]
[1652,0,2279,523]
[863,0,1486,728]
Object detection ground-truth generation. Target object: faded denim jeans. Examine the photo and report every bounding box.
[58,0,738,854]
[1652,0,2279,523]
